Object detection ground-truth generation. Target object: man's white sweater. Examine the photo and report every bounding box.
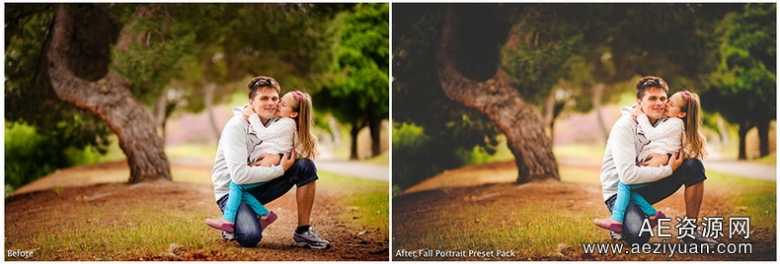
[599,106,674,201]
[210,109,285,201]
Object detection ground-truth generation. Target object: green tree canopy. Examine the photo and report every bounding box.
[703,3,776,159]
[316,3,389,159]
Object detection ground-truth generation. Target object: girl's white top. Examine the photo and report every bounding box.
[247,114,296,162]
[636,114,683,162]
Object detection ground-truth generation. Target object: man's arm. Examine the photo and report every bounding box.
[221,117,285,184]
[609,118,674,184]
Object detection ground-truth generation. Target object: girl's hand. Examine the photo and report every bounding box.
[242,105,254,120]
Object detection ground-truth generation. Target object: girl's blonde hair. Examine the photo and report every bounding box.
[289,90,318,159]
[680,90,705,159]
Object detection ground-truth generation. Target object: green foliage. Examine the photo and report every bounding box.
[317,3,389,128]
[392,120,498,189]
[5,123,52,188]
[391,123,430,189]
[111,9,198,104]
[704,4,776,126]
[501,10,583,104]
[4,121,109,190]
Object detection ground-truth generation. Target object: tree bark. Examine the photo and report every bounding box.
[204,83,220,143]
[367,113,382,157]
[47,5,171,183]
[592,83,610,143]
[154,90,168,142]
[543,89,556,140]
[349,123,362,160]
[716,115,729,145]
[756,119,770,158]
[328,115,342,145]
[737,123,750,160]
[436,8,559,183]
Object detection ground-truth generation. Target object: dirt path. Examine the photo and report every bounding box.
[317,159,389,181]
[704,159,775,181]
[5,163,388,260]
[393,161,776,261]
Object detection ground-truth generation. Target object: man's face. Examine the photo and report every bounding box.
[250,88,279,121]
[638,87,668,122]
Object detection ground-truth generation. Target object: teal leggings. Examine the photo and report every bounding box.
[611,182,657,223]
[223,181,269,224]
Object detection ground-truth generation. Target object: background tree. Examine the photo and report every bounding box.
[704,4,776,160]
[5,4,114,189]
[5,3,351,187]
[316,3,389,160]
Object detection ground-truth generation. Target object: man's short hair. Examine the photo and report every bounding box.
[248,76,281,100]
[635,76,669,99]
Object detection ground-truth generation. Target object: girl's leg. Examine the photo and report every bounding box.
[610,182,632,223]
[630,192,657,217]
[241,191,269,216]
[223,182,244,223]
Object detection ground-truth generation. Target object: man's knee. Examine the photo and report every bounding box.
[293,158,316,173]
[234,203,263,247]
[679,159,706,186]
[236,228,262,247]
[621,205,651,244]
[291,158,318,187]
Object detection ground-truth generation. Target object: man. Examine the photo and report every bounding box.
[210,76,329,249]
[599,76,714,244]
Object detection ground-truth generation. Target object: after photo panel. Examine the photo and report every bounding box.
[392,3,776,261]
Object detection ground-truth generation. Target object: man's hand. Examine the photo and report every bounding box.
[281,151,296,171]
[242,105,255,120]
[668,151,684,171]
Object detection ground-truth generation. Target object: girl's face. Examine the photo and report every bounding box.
[666,92,687,119]
[278,93,299,119]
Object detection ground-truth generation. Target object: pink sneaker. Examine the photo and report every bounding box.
[260,211,278,229]
[206,218,235,233]
[593,218,623,233]
[648,211,667,228]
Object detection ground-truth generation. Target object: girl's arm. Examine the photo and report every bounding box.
[636,114,684,141]
[257,118,296,154]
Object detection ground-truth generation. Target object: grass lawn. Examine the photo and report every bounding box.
[318,171,389,236]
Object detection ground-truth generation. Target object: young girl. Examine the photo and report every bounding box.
[594,90,705,233]
[206,90,318,233]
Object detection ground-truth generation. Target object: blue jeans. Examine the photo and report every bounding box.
[223,181,269,223]
[216,158,318,247]
[610,182,656,223]
[604,159,707,244]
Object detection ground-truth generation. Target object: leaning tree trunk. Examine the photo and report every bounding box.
[436,8,559,183]
[47,5,171,183]
[543,89,556,140]
[756,119,770,158]
[154,90,168,143]
[204,83,221,143]
[737,123,750,160]
[592,83,610,142]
